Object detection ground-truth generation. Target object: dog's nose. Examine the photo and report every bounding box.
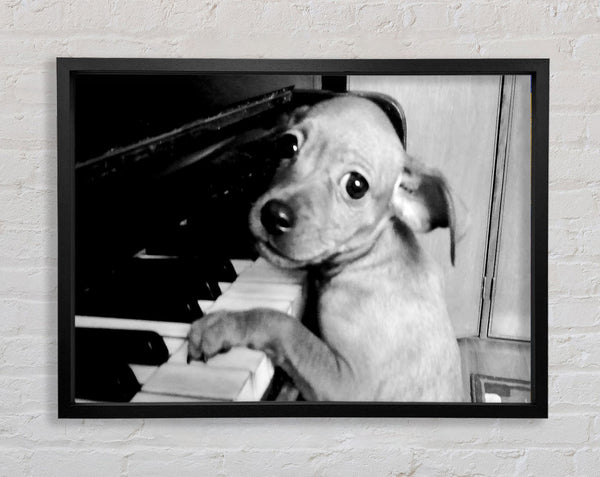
[260,199,295,235]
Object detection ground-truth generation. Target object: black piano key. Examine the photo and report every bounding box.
[76,328,170,365]
[76,257,218,321]
[78,288,204,322]
[208,258,237,282]
[75,353,140,402]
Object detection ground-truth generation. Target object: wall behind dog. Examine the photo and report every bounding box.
[0,1,598,475]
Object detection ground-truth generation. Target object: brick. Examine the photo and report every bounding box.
[0,188,57,228]
[548,261,600,297]
[550,113,587,144]
[0,37,69,67]
[224,448,415,477]
[356,4,402,33]
[126,449,223,476]
[218,1,308,34]
[478,37,577,72]
[573,34,600,68]
[551,146,600,185]
[575,448,600,476]
[412,449,522,477]
[493,415,590,446]
[12,68,56,106]
[0,228,56,267]
[0,449,32,477]
[404,3,453,32]
[520,449,577,476]
[62,419,146,445]
[550,372,600,408]
[552,71,600,107]
[0,298,56,336]
[30,450,123,477]
[159,1,218,31]
[12,0,65,31]
[0,376,52,414]
[0,335,57,375]
[587,113,600,145]
[550,333,600,369]
[549,298,600,328]
[549,226,580,257]
[452,2,501,35]
[308,2,357,33]
[581,227,600,255]
[63,0,113,30]
[64,37,178,58]
[549,189,598,220]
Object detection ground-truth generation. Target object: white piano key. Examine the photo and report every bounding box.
[230,259,254,275]
[130,364,159,385]
[209,295,293,314]
[207,347,274,399]
[226,281,303,300]
[163,337,186,356]
[237,263,305,284]
[224,281,305,318]
[76,315,190,339]
[198,300,215,313]
[169,344,274,400]
[142,362,254,401]
[168,342,189,365]
[218,282,232,293]
[130,392,214,403]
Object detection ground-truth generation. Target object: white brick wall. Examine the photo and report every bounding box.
[0,0,598,475]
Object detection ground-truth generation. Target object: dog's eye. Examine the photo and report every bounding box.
[342,171,369,200]
[274,133,299,159]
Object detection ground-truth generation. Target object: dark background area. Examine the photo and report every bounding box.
[75,74,318,162]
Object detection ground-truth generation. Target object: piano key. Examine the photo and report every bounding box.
[237,258,305,284]
[206,347,274,400]
[163,337,186,356]
[198,300,215,313]
[224,282,305,317]
[141,362,254,401]
[218,282,232,293]
[76,327,169,366]
[76,316,190,339]
[208,295,293,314]
[130,364,159,385]
[75,356,141,402]
[225,281,303,299]
[230,259,254,275]
[130,392,214,403]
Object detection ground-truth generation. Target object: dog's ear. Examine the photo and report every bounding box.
[391,163,458,265]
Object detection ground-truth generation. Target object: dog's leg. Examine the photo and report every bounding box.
[187,308,354,400]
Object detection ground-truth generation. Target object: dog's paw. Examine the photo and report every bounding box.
[187,310,250,363]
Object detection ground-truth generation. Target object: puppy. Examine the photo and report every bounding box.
[188,96,465,401]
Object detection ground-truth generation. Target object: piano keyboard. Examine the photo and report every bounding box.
[75,257,306,403]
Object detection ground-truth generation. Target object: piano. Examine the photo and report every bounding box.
[73,79,407,403]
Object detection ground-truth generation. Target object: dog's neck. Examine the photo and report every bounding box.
[313,217,422,282]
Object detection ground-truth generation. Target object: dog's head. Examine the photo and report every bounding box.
[249,96,457,268]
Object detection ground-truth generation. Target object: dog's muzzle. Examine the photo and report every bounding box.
[260,199,295,236]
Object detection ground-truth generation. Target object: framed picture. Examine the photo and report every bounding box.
[57,58,548,418]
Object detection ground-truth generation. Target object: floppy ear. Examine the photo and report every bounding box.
[391,163,457,265]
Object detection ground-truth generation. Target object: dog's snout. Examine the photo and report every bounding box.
[260,199,295,235]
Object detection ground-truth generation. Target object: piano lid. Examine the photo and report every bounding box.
[76,86,295,187]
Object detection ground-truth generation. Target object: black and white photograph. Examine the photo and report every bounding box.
[58,59,548,417]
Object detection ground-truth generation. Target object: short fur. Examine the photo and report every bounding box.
[188,96,465,401]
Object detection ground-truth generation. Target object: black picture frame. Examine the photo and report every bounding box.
[57,58,548,418]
